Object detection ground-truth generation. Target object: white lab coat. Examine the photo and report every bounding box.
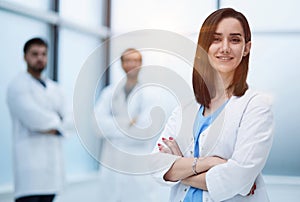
[6,71,66,199]
[154,89,274,202]
[95,82,154,153]
[95,81,174,201]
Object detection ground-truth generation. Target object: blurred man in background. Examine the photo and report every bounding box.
[7,37,67,202]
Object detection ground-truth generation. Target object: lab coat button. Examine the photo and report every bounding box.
[190,151,193,154]
[184,188,187,192]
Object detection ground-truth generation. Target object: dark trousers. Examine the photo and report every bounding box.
[15,194,55,202]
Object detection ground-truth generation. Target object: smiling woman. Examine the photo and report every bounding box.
[154,8,274,202]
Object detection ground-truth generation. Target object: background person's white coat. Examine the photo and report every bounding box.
[6,71,66,199]
[94,81,175,201]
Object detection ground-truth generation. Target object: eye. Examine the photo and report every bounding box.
[212,36,222,43]
[230,37,241,43]
[32,52,38,56]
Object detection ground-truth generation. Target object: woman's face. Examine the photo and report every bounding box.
[207,17,251,79]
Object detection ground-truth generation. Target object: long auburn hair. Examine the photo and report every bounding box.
[193,8,251,108]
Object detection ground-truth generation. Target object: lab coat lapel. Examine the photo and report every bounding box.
[200,92,255,157]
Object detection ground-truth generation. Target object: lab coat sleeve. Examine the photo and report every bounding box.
[206,94,274,201]
[56,85,75,136]
[7,82,63,133]
[151,107,182,186]
[94,87,124,137]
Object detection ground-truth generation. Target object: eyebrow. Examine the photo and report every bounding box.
[214,32,242,36]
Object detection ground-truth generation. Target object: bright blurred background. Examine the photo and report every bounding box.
[1,0,299,201]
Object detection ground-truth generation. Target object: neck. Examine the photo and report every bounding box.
[125,77,138,90]
[209,77,231,110]
[214,72,234,97]
[27,69,42,80]
[222,73,234,87]
[206,89,230,116]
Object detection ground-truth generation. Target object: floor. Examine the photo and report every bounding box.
[54,173,300,202]
[1,173,299,202]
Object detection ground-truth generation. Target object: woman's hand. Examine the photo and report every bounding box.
[158,136,183,157]
[247,183,256,196]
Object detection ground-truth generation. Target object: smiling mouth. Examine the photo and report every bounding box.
[216,56,233,61]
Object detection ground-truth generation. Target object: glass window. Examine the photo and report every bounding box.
[249,35,300,175]
[1,0,107,187]
[112,0,216,37]
[110,0,216,87]
[220,0,300,30]
[3,0,52,11]
[58,28,103,176]
[0,9,51,185]
[59,0,104,28]
[58,0,106,179]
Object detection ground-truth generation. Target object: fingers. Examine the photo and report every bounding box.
[160,137,183,156]
[251,183,256,195]
[158,143,172,154]
[247,183,256,196]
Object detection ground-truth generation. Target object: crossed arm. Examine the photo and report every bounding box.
[158,137,256,195]
[158,137,226,190]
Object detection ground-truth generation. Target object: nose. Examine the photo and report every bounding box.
[220,39,230,54]
[37,54,46,61]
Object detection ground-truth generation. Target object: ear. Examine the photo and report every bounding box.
[243,41,251,57]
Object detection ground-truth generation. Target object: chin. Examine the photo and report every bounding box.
[35,68,45,73]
